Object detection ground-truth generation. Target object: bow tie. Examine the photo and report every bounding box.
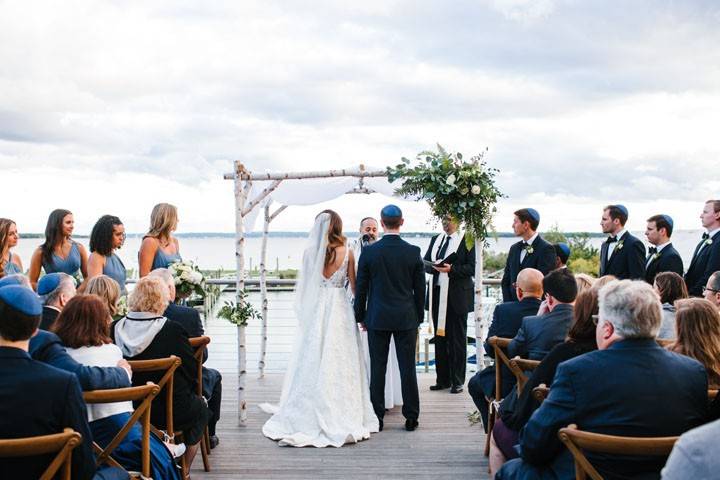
[703,233,710,240]
[648,247,658,255]
[606,236,617,244]
[521,241,529,247]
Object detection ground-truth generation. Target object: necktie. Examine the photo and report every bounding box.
[437,235,451,260]
[648,247,658,255]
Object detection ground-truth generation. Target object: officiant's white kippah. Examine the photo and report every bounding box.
[381,205,403,218]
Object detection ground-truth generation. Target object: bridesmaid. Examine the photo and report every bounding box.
[138,203,182,277]
[29,209,89,289]
[88,215,128,295]
[0,218,23,277]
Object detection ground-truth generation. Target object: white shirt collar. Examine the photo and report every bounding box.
[707,227,720,237]
[612,229,627,240]
[524,231,539,245]
[654,240,671,252]
[45,305,61,313]
[382,232,400,236]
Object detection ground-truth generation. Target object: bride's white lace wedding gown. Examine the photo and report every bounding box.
[261,247,379,447]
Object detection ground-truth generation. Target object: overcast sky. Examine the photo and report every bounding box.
[2,0,719,234]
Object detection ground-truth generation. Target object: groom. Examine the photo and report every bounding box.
[354,205,425,432]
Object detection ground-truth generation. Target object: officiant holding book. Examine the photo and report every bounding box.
[423,216,476,393]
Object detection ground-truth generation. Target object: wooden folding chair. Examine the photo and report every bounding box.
[83,383,160,479]
[0,428,82,480]
[484,336,515,457]
[189,335,212,472]
[558,424,678,480]
[709,389,718,401]
[532,383,550,403]
[509,357,540,395]
[127,356,184,476]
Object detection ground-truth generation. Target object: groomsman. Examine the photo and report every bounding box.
[501,208,556,302]
[598,204,646,279]
[685,200,720,296]
[644,214,683,284]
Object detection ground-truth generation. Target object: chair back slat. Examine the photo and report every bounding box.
[189,335,213,472]
[127,356,180,441]
[0,428,82,480]
[488,336,514,400]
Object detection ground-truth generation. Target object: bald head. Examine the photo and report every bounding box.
[516,268,544,299]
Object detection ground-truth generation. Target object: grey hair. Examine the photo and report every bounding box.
[42,273,75,306]
[709,271,720,292]
[598,280,662,339]
[148,268,174,287]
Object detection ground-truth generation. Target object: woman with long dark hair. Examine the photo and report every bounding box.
[138,203,181,277]
[261,210,378,447]
[29,209,88,289]
[653,271,689,340]
[88,215,127,295]
[668,298,720,387]
[0,218,23,277]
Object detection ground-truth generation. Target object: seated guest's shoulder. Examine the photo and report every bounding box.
[28,329,62,354]
[26,357,78,387]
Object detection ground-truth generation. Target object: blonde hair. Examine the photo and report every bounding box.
[574,273,595,295]
[146,203,178,241]
[85,275,121,317]
[128,276,169,315]
[671,298,720,387]
[0,218,16,277]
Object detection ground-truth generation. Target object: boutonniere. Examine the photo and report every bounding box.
[706,238,714,246]
[652,253,660,261]
[524,245,534,255]
[616,240,624,250]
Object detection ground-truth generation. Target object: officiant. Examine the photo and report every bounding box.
[423,216,476,393]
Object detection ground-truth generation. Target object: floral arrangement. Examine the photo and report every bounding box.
[217,290,260,327]
[387,144,504,248]
[168,260,206,299]
[116,296,129,318]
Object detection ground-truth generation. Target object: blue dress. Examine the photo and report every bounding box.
[3,252,22,275]
[43,242,82,277]
[103,253,127,295]
[151,246,182,270]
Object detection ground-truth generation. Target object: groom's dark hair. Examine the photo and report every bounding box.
[380,205,403,229]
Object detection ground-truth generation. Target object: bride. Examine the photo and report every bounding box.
[261,210,379,447]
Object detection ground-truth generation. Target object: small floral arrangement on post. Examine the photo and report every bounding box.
[387,144,505,248]
[168,260,206,300]
[217,290,260,327]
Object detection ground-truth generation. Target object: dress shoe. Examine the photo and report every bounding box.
[429,384,450,391]
[209,435,219,449]
[450,385,464,394]
[405,419,419,431]
[378,419,384,431]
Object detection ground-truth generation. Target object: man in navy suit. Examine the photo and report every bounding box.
[703,272,720,308]
[355,205,425,431]
[501,208,557,302]
[685,200,720,296]
[0,285,126,480]
[423,216,475,393]
[496,280,708,480]
[598,204,646,279]
[467,268,544,431]
[644,214,683,284]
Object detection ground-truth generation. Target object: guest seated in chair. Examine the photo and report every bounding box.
[112,276,210,471]
[54,294,181,479]
[0,285,127,480]
[150,268,223,449]
[496,280,708,480]
[37,272,76,330]
[653,272,689,340]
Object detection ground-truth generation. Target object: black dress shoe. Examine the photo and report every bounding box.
[429,384,450,391]
[450,385,464,394]
[378,419,384,431]
[209,435,219,449]
[405,419,419,431]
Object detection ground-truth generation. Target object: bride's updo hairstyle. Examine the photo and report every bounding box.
[319,210,346,268]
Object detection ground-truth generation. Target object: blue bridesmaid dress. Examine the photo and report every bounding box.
[103,253,128,295]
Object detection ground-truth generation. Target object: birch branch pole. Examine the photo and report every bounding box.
[233,162,249,425]
[473,240,486,368]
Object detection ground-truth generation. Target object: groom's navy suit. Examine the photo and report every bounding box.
[355,234,426,422]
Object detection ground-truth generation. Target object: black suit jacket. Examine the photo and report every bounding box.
[507,303,573,360]
[29,330,130,391]
[685,231,720,296]
[501,235,557,302]
[40,306,59,331]
[423,234,475,314]
[164,303,207,362]
[598,231,646,280]
[644,243,684,284]
[509,339,707,480]
[0,346,96,480]
[354,234,426,331]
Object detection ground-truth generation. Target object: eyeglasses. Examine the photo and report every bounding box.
[703,286,720,294]
[591,314,600,326]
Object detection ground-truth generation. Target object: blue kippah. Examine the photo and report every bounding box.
[0,285,42,316]
[37,273,63,296]
[0,276,23,288]
[614,204,629,217]
[660,214,674,229]
[381,204,403,218]
[526,208,540,224]
[556,242,571,257]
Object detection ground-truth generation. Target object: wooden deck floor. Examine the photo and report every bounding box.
[192,293,490,479]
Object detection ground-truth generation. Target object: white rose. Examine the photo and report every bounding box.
[190,271,203,284]
[446,174,456,186]
[180,270,193,282]
[471,185,481,195]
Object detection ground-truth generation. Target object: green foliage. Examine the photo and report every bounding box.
[467,410,482,426]
[216,290,260,327]
[483,251,508,273]
[387,145,505,248]
[568,256,600,276]
[543,224,567,244]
